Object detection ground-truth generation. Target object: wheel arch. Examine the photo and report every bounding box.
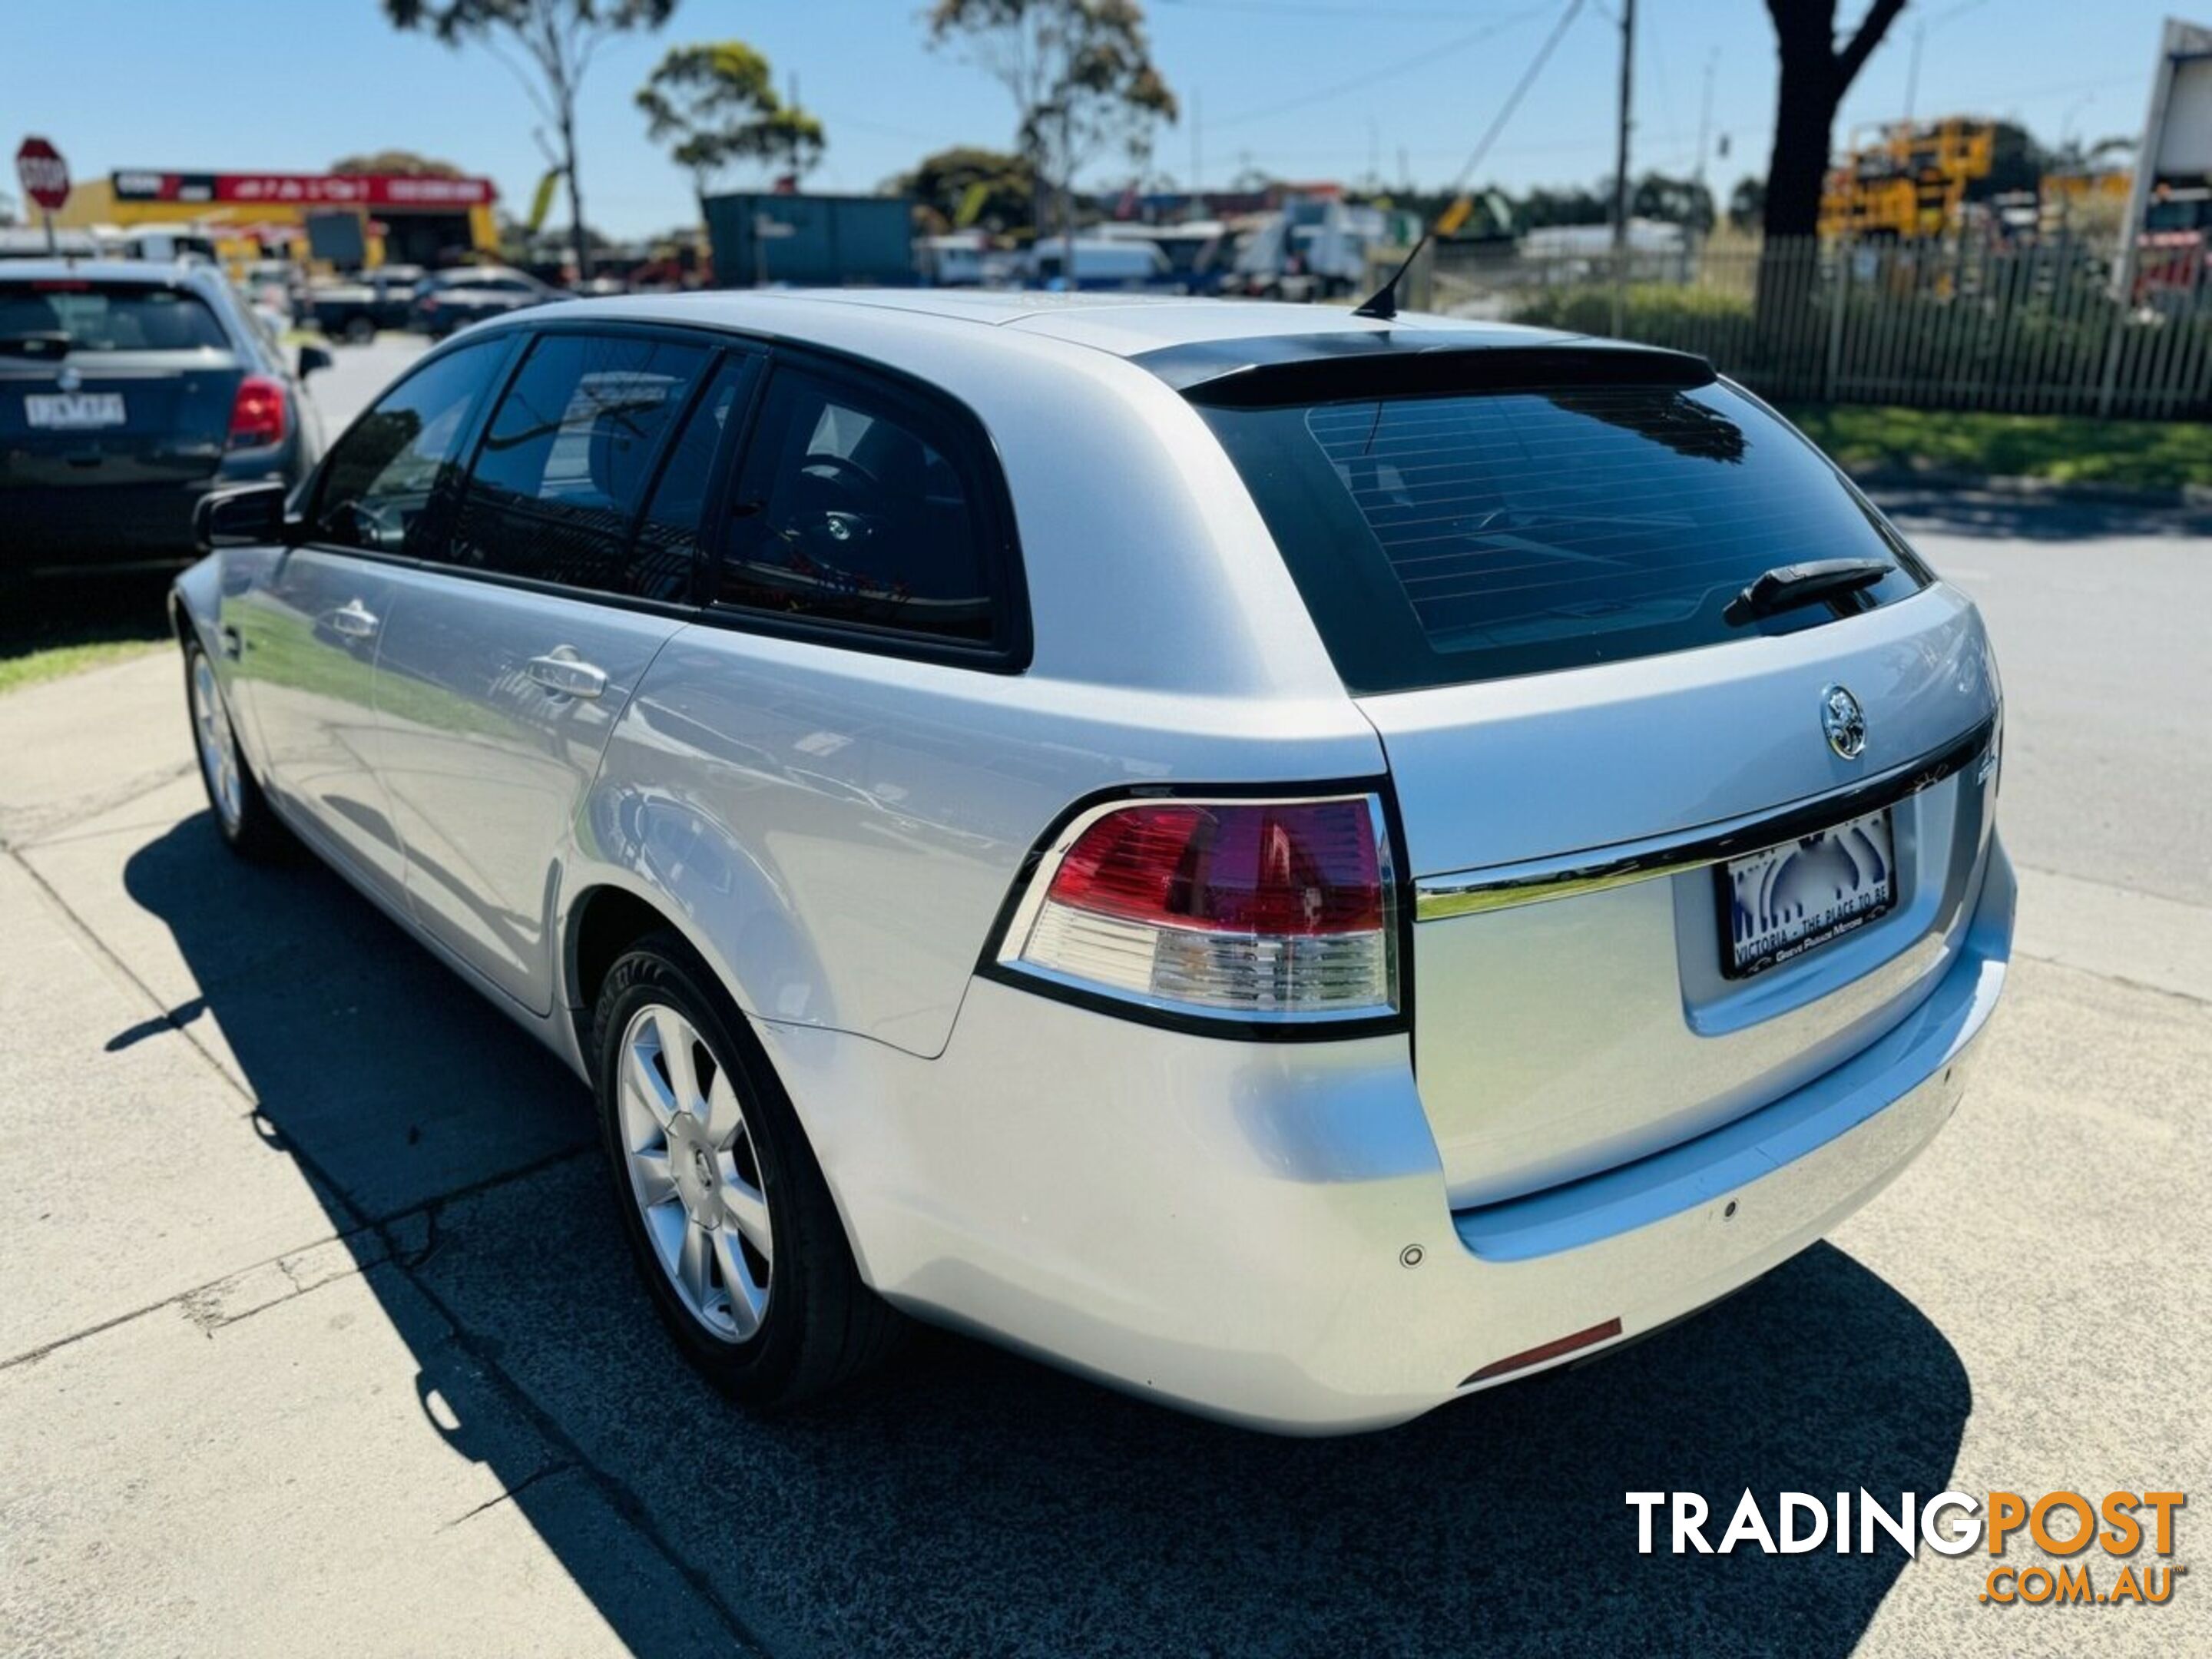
[561,875,885,1286]
[168,553,224,658]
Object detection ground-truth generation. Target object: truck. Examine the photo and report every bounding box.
[703,193,915,289]
[1232,198,1395,300]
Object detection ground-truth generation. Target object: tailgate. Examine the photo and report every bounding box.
[1369,588,1999,1207]
[1187,346,2005,1210]
[0,353,236,488]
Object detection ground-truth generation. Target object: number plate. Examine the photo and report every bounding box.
[1718,807,1895,979]
[25,392,127,429]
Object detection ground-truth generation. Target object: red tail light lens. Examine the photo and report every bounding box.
[1003,794,1398,1023]
[227,375,287,450]
[1045,801,1384,934]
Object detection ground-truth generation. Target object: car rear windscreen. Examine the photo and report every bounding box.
[1200,379,1929,693]
[0,281,228,353]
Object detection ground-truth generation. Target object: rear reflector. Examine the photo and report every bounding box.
[1000,794,1397,1023]
[1463,1317,1623,1385]
[227,374,286,450]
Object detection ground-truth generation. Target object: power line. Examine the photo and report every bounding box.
[1210,5,1555,130]
[1440,0,1591,194]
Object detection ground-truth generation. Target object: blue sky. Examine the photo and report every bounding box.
[0,0,2178,236]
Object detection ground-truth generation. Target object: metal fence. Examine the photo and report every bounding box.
[1418,233,2212,420]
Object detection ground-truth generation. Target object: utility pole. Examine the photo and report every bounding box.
[1694,48,1717,189]
[788,73,804,185]
[1191,90,1203,214]
[1610,0,1635,336]
[1061,98,1075,283]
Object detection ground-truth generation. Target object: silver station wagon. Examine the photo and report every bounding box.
[173,292,2012,1434]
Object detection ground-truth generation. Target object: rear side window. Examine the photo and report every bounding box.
[0,281,227,352]
[1202,380,1929,692]
[711,363,1004,649]
[311,337,508,556]
[447,332,710,597]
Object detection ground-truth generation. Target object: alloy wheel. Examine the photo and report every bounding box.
[618,1002,774,1343]
[190,652,244,833]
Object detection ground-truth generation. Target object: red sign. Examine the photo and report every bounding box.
[111,170,495,209]
[15,137,70,213]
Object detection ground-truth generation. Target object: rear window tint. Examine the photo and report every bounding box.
[0,283,227,353]
[1201,380,1929,693]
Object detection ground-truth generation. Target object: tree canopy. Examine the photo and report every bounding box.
[382,0,680,276]
[926,0,1175,235]
[638,41,826,194]
[894,145,1040,233]
[331,150,465,177]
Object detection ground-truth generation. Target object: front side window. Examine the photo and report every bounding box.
[713,365,998,646]
[310,337,508,555]
[445,332,710,595]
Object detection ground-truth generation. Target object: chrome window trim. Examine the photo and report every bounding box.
[1413,714,1997,923]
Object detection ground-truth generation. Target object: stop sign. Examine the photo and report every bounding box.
[15,137,70,214]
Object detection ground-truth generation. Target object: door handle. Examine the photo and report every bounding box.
[219,624,243,661]
[525,652,608,700]
[322,601,379,640]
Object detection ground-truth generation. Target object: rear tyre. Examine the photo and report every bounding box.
[343,315,376,345]
[184,640,290,861]
[592,931,905,1408]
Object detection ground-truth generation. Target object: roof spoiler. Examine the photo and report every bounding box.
[1135,334,1715,408]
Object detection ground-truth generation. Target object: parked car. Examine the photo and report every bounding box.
[1028,236,1180,290]
[1094,219,1240,294]
[408,264,563,336]
[308,264,426,343]
[2,258,329,575]
[171,293,2012,1433]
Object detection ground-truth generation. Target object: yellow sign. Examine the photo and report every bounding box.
[954,180,993,230]
[526,167,561,234]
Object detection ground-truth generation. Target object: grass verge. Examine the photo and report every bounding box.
[1783,406,2212,492]
[0,637,164,697]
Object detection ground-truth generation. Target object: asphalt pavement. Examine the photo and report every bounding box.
[0,363,2206,1656]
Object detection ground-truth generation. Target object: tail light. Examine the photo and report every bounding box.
[227,375,287,449]
[995,793,1399,1028]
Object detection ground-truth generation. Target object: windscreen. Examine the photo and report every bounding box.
[0,281,228,353]
[1201,379,1929,693]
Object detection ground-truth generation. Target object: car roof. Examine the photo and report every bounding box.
[540,286,1578,363]
[0,258,204,287]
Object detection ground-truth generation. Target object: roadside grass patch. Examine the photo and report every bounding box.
[1783,406,2212,492]
[0,637,164,697]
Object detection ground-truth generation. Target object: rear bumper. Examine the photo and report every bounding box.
[3,449,291,569]
[763,835,2014,1435]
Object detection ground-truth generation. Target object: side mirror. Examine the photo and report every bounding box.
[297,342,335,379]
[195,482,290,551]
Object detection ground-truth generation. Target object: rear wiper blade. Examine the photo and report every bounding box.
[1725,558,1892,624]
[0,331,73,359]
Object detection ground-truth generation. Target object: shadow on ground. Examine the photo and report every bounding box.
[1873,487,2212,543]
[0,568,177,665]
[123,810,1972,1658]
